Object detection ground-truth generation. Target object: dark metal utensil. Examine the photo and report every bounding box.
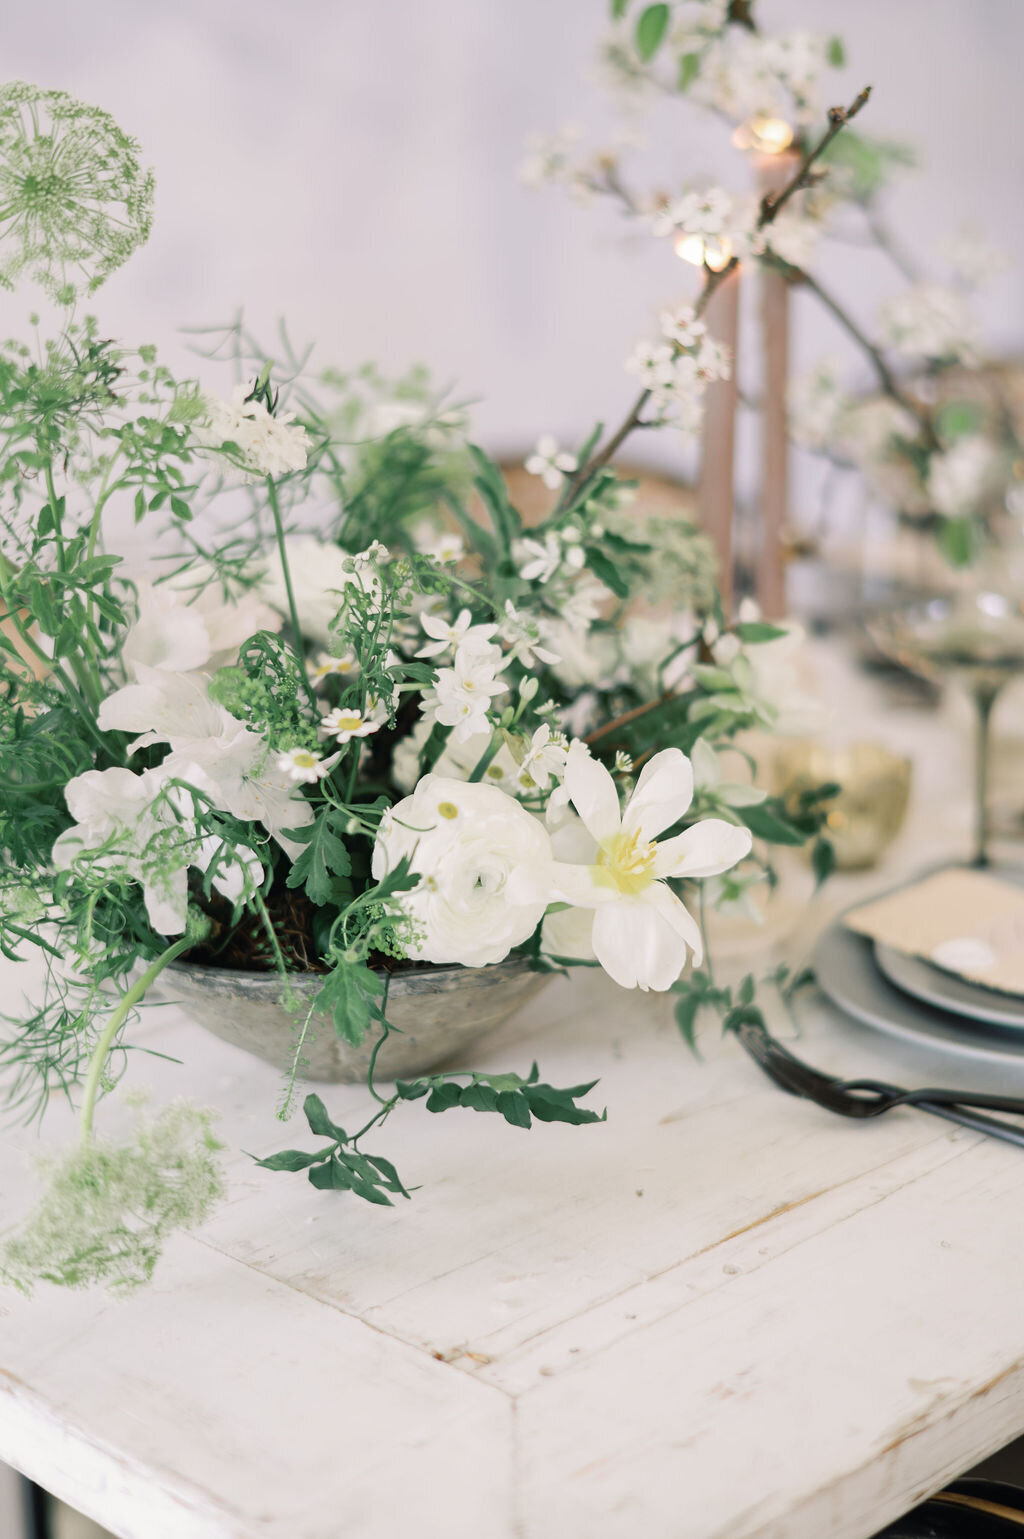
[734,1018,1024,1149]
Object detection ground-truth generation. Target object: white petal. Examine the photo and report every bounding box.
[529,860,617,909]
[542,905,596,962]
[565,741,620,842]
[621,748,694,843]
[653,818,753,879]
[590,888,693,992]
[143,867,189,936]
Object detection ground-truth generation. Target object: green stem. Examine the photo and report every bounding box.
[265,477,318,709]
[468,730,503,783]
[79,934,194,1146]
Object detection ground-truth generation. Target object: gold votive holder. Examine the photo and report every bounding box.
[772,740,912,871]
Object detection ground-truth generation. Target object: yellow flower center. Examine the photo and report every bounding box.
[293,751,318,770]
[595,829,657,897]
[438,801,459,820]
[335,712,362,732]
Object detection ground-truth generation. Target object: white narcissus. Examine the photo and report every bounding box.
[372,776,554,967]
[538,743,752,991]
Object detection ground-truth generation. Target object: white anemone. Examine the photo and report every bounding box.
[538,743,752,991]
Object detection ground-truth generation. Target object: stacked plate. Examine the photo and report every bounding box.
[815,911,1024,1064]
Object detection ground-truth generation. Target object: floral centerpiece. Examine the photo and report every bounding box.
[0,65,839,1294]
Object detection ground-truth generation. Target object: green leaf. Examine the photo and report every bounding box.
[674,990,702,1051]
[812,837,837,889]
[497,1090,533,1129]
[468,444,520,557]
[635,2,670,60]
[303,1093,347,1142]
[308,1158,352,1191]
[395,1079,429,1101]
[733,621,789,644]
[611,0,630,16]
[937,515,977,568]
[253,1148,330,1172]
[315,961,384,1047]
[459,1083,500,1113]
[827,35,845,66]
[677,51,700,91]
[524,1082,606,1126]
[425,1082,464,1113]
[284,808,353,906]
[585,546,630,599]
[738,803,806,846]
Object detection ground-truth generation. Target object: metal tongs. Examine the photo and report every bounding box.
[735,1018,1024,1150]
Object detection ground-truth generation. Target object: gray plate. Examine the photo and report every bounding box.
[814,921,1024,1064]
[874,941,1024,1031]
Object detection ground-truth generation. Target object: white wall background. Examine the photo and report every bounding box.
[0,0,1022,528]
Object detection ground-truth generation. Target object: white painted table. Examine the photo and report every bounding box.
[2,654,1024,1539]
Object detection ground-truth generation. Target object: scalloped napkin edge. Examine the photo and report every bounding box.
[844,869,1024,998]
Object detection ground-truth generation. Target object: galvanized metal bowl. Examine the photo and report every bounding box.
[156,954,551,1083]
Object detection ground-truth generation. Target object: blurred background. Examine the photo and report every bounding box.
[1,0,1021,527]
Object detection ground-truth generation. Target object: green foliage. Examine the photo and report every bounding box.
[635,3,670,60]
[0,82,154,301]
[255,1094,411,1203]
[285,809,354,907]
[395,1063,606,1130]
[315,959,384,1046]
[2,1101,224,1294]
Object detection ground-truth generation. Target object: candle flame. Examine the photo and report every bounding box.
[674,233,733,272]
[732,116,794,155]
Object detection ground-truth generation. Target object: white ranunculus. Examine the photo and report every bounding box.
[259,536,377,648]
[371,775,554,967]
[52,766,262,935]
[534,743,752,992]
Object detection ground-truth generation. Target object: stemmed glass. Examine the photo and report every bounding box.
[868,590,1024,868]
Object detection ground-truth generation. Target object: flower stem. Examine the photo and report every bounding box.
[79,934,194,1147]
[265,476,318,710]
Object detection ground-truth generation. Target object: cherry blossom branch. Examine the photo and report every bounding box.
[557,86,873,506]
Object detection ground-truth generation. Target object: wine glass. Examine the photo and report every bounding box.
[868,590,1024,867]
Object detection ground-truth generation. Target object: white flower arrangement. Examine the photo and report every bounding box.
[0,43,845,1293]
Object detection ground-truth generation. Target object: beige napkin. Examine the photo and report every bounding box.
[845,869,1024,997]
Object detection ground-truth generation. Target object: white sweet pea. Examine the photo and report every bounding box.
[121,573,281,678]
[536,743,752,991]
[416,609,498,659]
[525,434,578,490]
[259,536,378,648]
[97,666,314,856]
[372,775,554,966]
[52,766,262,935]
